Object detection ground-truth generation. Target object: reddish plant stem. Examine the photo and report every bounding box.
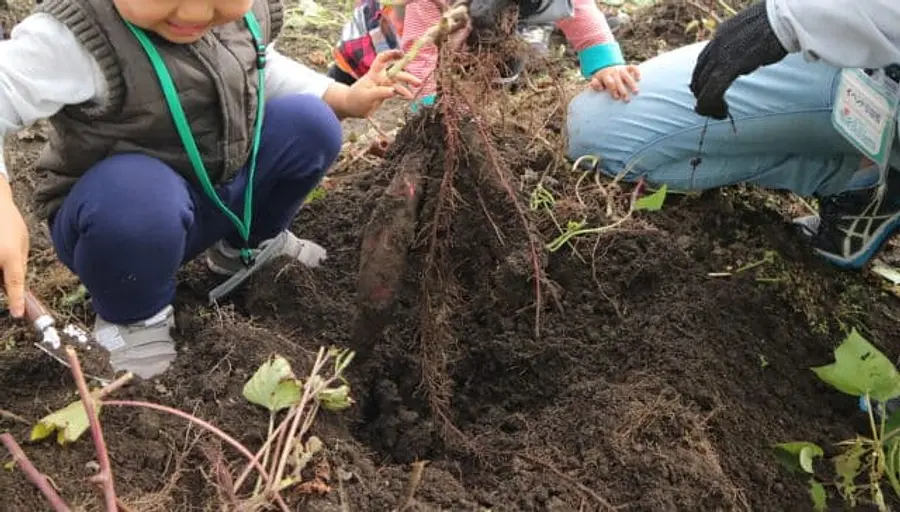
[0,433,70,511]
[266,413,290,486]
[65,346,118,512]
[232,411,292,494]
[101,400,290,512]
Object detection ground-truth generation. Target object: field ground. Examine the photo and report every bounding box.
[2,0,900,511]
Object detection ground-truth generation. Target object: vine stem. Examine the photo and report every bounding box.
[234,348,345,495]
[0,433,70,511]
[65,346,118,512]
[271,348,332,488]
[101,400,290,512]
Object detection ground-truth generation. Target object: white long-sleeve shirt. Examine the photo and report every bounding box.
[767,0,900,69]
[0,13,336,181]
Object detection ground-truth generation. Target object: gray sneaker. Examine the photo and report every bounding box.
[205,230,327,277]
[93,305,176,379]
[205,230,328,303]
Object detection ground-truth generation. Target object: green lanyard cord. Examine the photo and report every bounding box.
[125,13,267,266]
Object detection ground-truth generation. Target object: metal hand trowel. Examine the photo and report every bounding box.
[22,289,113,385]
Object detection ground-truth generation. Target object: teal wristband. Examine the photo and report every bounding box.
[578,42,626,79]
[410,93,437,113]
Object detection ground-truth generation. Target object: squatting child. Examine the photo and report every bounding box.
[329,0,641,107]
[0,0,420,379]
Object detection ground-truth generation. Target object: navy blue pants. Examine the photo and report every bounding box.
[50,94,342,324]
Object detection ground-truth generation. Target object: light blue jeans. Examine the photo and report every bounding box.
[566,41,899,198]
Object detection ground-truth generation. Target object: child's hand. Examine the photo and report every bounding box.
[0,179,29,318]
[589,65,641,102]
[342,50,422,118]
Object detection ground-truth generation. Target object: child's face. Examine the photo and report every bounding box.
[113,0,254,43]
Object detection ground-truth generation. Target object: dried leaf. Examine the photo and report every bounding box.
[31,399,97,445]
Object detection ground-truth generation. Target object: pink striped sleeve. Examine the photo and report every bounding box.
[401,0,447,98]
[554,0,615,51]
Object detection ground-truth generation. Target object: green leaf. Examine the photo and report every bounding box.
[243,356,303,412]
[810,329,900,401]
[809,479,827,512]
[774,442,824,474]
[303,185,327,205]
[634,184,668,212]
[30,399,97,445]
[317,384,354,411]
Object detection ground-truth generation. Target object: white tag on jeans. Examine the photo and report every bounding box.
[832,68,900,172]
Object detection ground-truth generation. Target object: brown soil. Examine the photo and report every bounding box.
[2,1,900,511]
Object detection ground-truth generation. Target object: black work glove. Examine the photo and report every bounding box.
[468,0,513,31]
[689,1,789,119]
[469,0,548,30]
[517,0,547,19]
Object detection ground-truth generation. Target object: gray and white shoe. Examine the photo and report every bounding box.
[206,230,327,276]
[205,230,328,303]
[93,305,176,379]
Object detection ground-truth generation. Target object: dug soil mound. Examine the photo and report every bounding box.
[3,0,900,510]
[3,77,900,511]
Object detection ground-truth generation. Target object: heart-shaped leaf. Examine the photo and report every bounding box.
[634,184,668,212]
[774,442,824,474]
[811,329,900,402]
[243,356,302,412]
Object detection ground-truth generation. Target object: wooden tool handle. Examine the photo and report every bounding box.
[23,289,50,323]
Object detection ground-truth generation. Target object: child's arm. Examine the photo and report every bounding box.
[0,13,102,318]
[0,13,105,181]
[264,46,337,100]
[266,46,420,119]
[555,0,640,101]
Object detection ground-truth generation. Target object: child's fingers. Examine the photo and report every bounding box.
[393,84,415,100]
[370,85,397,101]
[609,74,627,101]
[389,70,422,88]
[628,65,642,81]
[599,72,619,94]
[369,50,405,72]
[621,71,640,94]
